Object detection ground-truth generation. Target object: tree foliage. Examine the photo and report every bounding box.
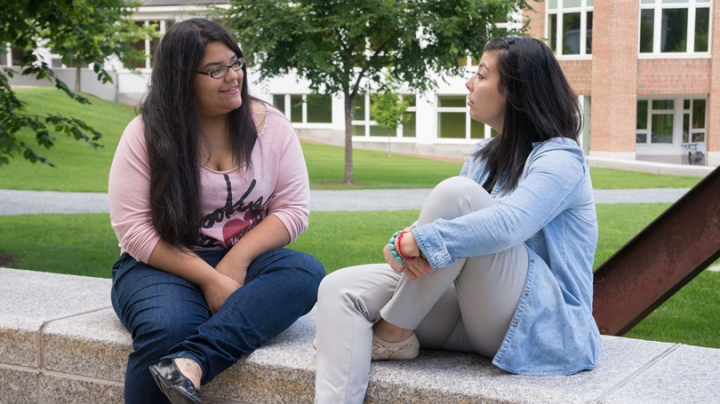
[221,0,529,183]
[0,0,152,166]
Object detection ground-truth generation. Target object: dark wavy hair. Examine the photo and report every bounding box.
[475,37,582,192]
[139,18,257,249]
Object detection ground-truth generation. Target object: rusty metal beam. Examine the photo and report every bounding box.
[593,166,720,336]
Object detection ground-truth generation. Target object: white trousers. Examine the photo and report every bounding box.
[314,176,529,404]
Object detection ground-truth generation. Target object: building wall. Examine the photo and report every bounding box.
[637,59,711,95]
[588,0,639,158]
[559,60,593,95]
[709,2,720,166]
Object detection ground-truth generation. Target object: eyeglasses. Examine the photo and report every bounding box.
[196,57,245,79]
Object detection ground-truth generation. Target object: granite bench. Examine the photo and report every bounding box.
[1,267,718,404]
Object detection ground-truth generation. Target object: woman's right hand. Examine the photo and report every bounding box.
[201,272,242,315]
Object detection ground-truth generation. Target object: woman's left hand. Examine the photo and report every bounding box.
[383,228,434,280]
[402,258,433,280]
[383,243,405,273]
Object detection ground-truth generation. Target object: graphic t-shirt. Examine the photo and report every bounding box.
[108,106,310,263]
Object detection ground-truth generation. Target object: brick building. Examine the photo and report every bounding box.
[526,0,717,165]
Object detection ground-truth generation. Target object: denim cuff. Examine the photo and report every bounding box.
[412,225,454,270]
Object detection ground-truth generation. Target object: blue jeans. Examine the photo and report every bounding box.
[111,248,324,404]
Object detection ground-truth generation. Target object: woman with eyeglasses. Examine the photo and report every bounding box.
[314,36,600,403]
[108,18,324,404]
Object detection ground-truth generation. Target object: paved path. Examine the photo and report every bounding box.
[0,188,691,216]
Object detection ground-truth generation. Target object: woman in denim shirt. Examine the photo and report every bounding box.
[314,37,601,403]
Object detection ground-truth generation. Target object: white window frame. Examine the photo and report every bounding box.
[635,96,707,146]
[546,0,594,58]
[435,95,496,141]
[351,93,417,138]
[274,94,333,125]
[638,0,712,57]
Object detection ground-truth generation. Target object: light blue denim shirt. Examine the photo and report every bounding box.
[412,137,601,375]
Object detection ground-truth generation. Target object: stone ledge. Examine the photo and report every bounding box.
[1,267,719,403]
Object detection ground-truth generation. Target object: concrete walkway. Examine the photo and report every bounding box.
[0,187,692,215]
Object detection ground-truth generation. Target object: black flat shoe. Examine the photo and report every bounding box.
[149,358,202,404]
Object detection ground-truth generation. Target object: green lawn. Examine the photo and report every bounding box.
[1,87,136,192]
[1,204,718,349]
[0,87,702,192]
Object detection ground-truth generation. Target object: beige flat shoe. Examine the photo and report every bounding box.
[372,333,419,361]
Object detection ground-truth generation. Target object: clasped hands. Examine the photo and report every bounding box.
[202,259,248,315]
[382,227,433,280]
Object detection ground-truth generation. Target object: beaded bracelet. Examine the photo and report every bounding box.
[388,231,409,266]
[396,231,412,262]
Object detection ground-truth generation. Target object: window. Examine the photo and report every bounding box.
[436,95,489,140]
[547,0,594,56]
[128,20,172,69]
[272,94,332,124]
[639,0,711,54]
[636,97,706,144]
[352,94,416,138]
[10,48,30,66]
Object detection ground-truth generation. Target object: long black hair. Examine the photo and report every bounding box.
[139,18,258,249]
[475,37,582,192]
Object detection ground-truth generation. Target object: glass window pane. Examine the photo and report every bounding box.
[352,96,365,120]
[586,11,593,54]
[651,114,674,143]
[586,0,593,6]
[692,99,706,129]
[306,94,332,123]
[565,0,582,7]
[652,100,673,110]
[639,10,654,53]
[683,113,690,143]
[683,99,690,109]
[548,0,557,10]
[660,9,688,53]
[694,8,710,53]
[403,112,416,137]
[470,119,484,139]
[562,13,582,55]
[693,132,705,143]
[548,14,558,53]
[404,94,416,107]
[641,0,655,3]
[290,95,303,123]
[662,0,688,3]
[128,21,147,69]
[636,133,647,143]
[272,95,285,115]
[148,21,163,68]
[438,112,466,138]
[491,128,500,137]
[369,126,394,137]
[637,100,648,129]
[10,48,27,66]
[352,125,366,137]
[438,96,467,108]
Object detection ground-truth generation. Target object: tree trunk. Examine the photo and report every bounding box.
[344,92,353,184]
[74,66,81,93]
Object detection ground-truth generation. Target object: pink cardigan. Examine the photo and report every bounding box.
[108,107,310,263]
